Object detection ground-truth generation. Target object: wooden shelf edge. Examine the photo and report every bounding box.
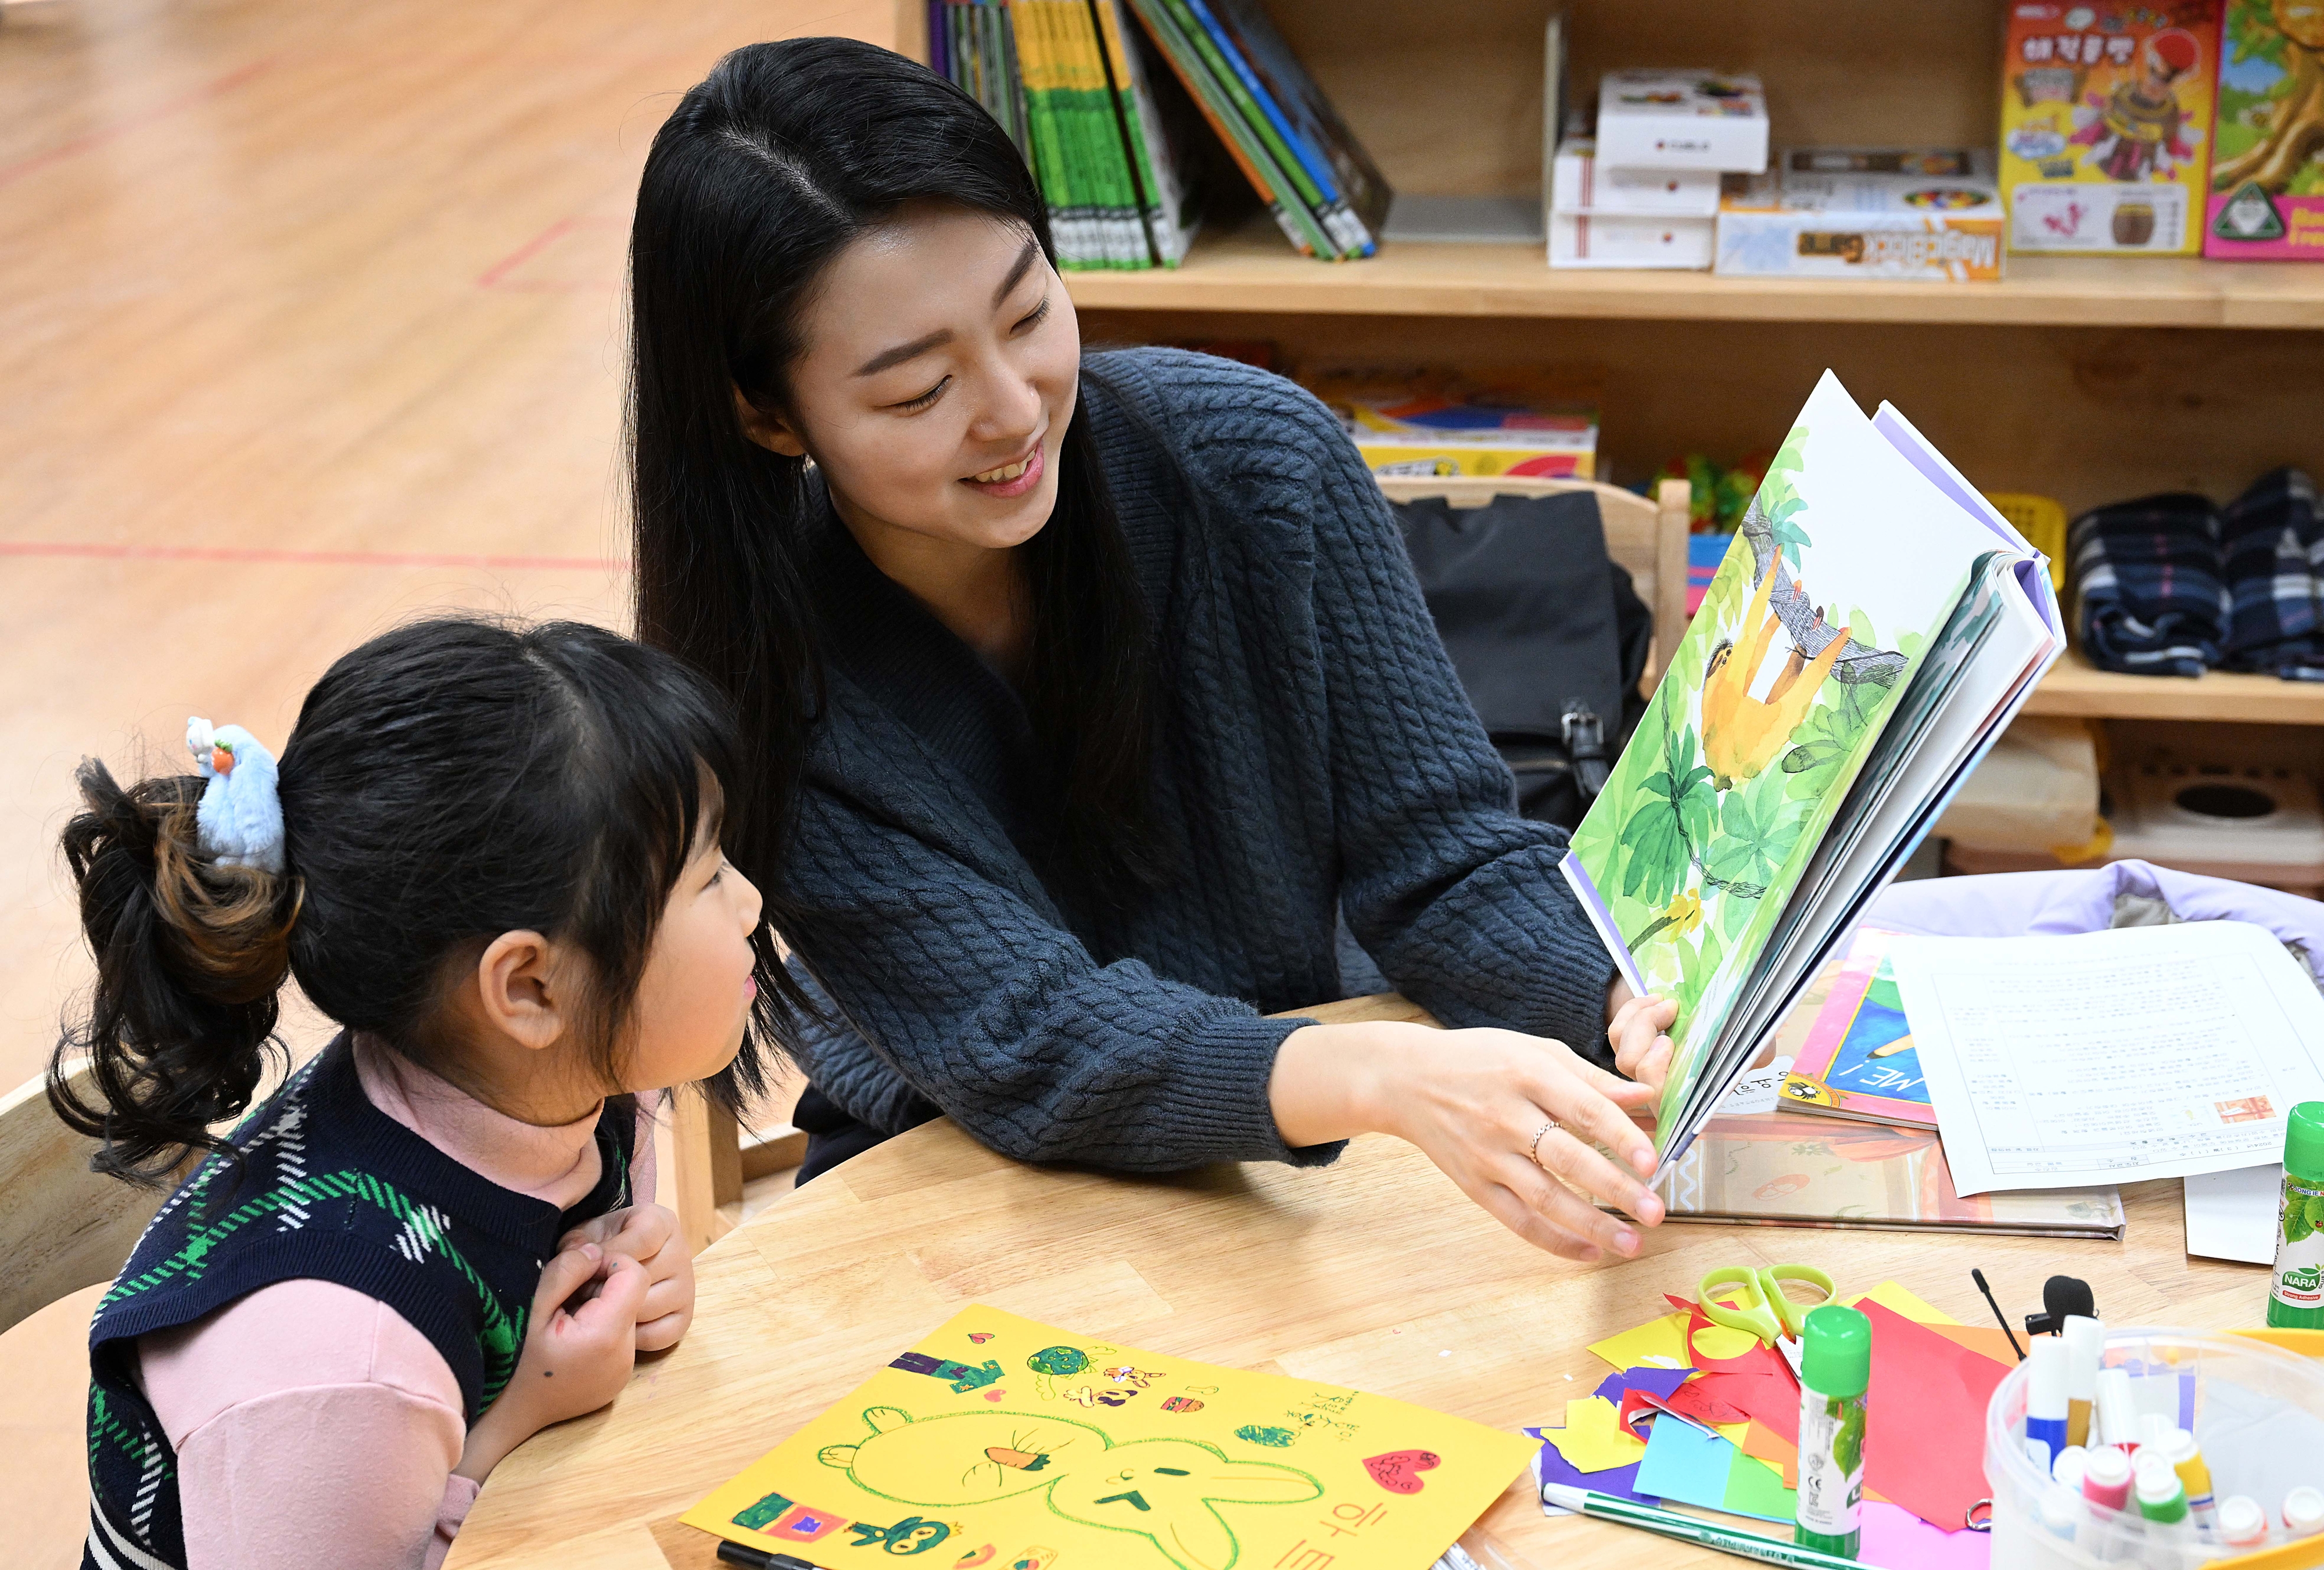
[2024,653,2324,724]
[1064,227,2324,329]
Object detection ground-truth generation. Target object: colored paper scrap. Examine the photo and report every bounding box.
[1845,1282,1958,1325]
[1593,1365,1693,1406]
[1860,1499,1992,1570]
[1528,1427,1657,1510]
[1741,1420,1798,1489]
[1551,1396,1648,1472]
[682,1305,1537,1569]
[1587,1311,1693,1373]
[1632,1418,1798,1524]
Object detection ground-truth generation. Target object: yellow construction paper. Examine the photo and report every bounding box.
[682,1306,1535,1570]
[1549,1396,1648,1472]
[1844,1281,1959,1326]
[1586,1311,1692,1372]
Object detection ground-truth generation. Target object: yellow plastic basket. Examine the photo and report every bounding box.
[1983,491,2068,590]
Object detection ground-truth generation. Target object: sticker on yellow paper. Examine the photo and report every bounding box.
[683,1306,1534,1570]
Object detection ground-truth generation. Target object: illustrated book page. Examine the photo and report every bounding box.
[1561,370,2035,1164]
[1778,928,1935,1127]
[1893,921,2324,1195]
[682,1305,1536,1570]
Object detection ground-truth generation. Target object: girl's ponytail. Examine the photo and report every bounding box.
[49,758,297,1184]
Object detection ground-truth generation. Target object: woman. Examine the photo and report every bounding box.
[627,38,1677,1262]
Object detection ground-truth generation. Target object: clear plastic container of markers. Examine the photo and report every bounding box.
[1984,1328,2324,1569]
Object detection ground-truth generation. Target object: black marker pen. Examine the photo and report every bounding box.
[716,1542,819,1569]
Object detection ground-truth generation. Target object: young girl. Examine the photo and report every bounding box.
[52,616,781,1570]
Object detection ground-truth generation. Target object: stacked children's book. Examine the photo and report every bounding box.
[933,0,1389,265]
[935,0,1202,269]
[1561,370,2065,1183]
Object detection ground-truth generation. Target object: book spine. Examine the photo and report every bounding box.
[1009,3,1071,263]
[1031,2,1101,267]
[1157,0,1358,255]
[1092,0,1195,264]
[1063,0,1146,266]
[1118,0,1330,257]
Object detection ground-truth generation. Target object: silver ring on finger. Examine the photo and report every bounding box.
[1528,1118,1560,1170]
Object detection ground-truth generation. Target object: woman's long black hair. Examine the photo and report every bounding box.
[627,37,1163,915]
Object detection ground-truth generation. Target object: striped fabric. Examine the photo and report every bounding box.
[2220,466,2324,682]
[2068,491,2228,677]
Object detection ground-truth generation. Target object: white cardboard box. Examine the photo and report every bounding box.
[1550,211,1714,270]
[1594,70,1768,173]
[1550,136,1720,217]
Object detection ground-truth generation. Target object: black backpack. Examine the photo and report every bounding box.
[1394,490,1654,829]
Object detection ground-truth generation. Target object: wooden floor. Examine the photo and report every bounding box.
[0,0,884,1560]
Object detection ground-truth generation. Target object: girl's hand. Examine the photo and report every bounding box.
[1270,1021,1667,1264]
[456,1241,648,1482]
[1606,980,1679,1097]
[559,1202,694,1352]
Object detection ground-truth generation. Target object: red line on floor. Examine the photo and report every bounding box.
[0,59,277,191]
[477,215,583,289]
[0,540,629,572]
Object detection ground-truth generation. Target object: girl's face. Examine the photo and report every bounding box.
[623,804,763,1094]
[744,206,1080,554]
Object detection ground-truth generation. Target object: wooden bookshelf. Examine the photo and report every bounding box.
[2022,651,2324,724]
[1064,217,2324,329]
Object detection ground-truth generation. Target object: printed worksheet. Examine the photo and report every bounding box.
[1891,922,2324,1196]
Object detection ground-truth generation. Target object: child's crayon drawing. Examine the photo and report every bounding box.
[683,1307,1533,1570]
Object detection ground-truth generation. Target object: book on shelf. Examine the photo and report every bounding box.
[1559,370,2064,1180]
[1118,0,1389,259]
[934,0,1201,270]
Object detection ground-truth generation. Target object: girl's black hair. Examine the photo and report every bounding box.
[50,616,786,1184]
[627,36,1163,905]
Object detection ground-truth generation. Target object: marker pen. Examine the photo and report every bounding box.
[2132,1453,2188,1537]
[2153,1430,2215,1530]
[2093,1367,2140,1451]
[2218,1495,2269,1551]
[2286,1486,2324,1539]
[2078,1446,2133,1558]
[2062,1315,2104,1447]
[2024,1337,2068,1471]
[2037,1483,2081,1544]
[2050,1446,2087,1491]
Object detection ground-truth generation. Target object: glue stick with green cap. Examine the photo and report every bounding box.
[1795,1303,1870,1560]
[2133,1452,2188,1537]
[2271,1101,2324,1328]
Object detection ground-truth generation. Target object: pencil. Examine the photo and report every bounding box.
[1543,1483,1871,1570]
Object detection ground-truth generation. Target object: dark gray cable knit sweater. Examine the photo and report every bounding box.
[781,347,1618,1172]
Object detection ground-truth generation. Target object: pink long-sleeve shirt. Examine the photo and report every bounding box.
[133,1039,658,1570]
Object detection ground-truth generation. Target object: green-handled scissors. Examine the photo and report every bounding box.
[1697,1263,1838,1381]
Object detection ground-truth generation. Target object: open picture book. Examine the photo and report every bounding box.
[1561,371,2063,1179]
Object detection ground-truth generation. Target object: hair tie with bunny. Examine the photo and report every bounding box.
[186,717,286,875]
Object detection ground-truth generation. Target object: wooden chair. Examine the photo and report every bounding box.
[0,1059,177,1335]
[664,477,1694,1252]
[1376,475,1694,691]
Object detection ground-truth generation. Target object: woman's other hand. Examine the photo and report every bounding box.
[1270,1021,1667,1263]
[1606,979,1678,1096]
[559,1202,694,1352]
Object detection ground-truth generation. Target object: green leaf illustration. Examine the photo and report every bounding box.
[1705,769,1806,896]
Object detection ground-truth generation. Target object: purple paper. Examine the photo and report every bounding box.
[1860,1500,1992,1570]
[1592,1365,1694,1406]
[1526,1426,1660,1507]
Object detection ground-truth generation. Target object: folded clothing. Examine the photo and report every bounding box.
[2069,491,2228,677]
[2221,466,2324,682]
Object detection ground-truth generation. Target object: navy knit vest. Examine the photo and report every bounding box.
[81,1035,634,1570]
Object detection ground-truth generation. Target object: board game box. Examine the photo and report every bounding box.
[2205,0,2324,258]
[2000,1,2222,254]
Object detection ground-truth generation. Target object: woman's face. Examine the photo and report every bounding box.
[749,206,1081,554]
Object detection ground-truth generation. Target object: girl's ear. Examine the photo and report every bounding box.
[474,930,568,1051]
[732,385,808,458]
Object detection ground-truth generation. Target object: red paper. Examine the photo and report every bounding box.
[1664,1294,1794,1379]
[1680,1300,2011,1531]
[1853,1300,2011,1531]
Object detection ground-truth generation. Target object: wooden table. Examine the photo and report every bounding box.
[448,1021,2269,1570]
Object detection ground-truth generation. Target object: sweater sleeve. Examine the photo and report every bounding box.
[783,779,1335,1172]
[1251,385,1621,1062]
[139,1279,472,1570]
